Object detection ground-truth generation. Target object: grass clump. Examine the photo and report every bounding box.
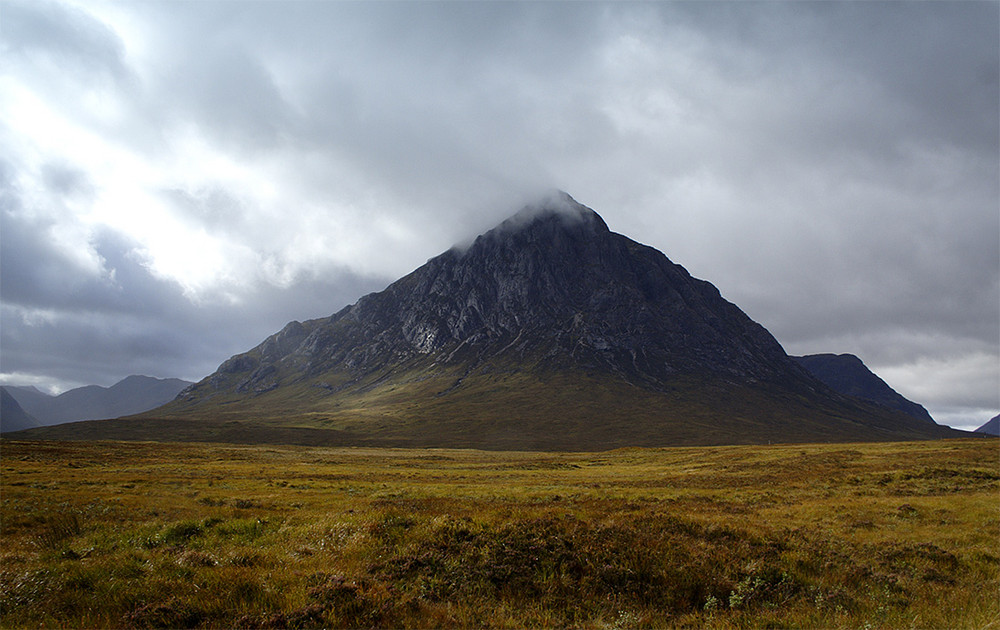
[34,512,82,550]
[123,597,204,629]
[159,520,204,545]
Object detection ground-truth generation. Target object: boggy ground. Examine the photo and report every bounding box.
[0,438,997,628]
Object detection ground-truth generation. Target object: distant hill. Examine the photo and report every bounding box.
[15,194,969,449]
[3,376,192,426]
[3,386,53,421]
[975,415,999,436]
[0,388,41,433]
[791,354,936,424]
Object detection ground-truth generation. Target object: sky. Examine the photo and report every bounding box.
[1,1,997,431]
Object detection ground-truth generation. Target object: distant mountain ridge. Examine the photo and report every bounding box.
[0,389,41,433]
[976,415,999,436]
[791,354,936,424]
[14,194,969,448]
[2,375,192,427]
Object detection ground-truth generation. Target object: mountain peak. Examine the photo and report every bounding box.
[446,192,609,259]
[154,193,962,449]
[183,193,804,394]
[493,190,608,236]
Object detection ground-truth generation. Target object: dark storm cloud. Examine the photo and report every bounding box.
[1,1,996,427]
[108,1,613,223]
[0,161,105,312]
[589,3,1000,357]
[0,214,389,388]
[666,2,999,153]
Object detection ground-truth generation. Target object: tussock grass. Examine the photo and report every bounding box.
[0,438,996,628]
[34,511,82,550]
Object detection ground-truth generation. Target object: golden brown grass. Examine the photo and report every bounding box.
[1,438,997,628]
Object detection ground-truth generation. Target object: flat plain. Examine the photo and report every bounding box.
[1,438,997,628]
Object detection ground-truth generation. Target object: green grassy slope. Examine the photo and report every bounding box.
[13,365,970,449]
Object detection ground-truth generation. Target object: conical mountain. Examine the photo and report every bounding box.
[123,192,960,449]
[211,192,796,392]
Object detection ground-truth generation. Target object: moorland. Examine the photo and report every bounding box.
[1,438,997,628]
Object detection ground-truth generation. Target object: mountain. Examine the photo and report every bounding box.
[791,354,936,424]
[0,388,41,433]
[3,376,192,426]
[3,386,55,422]
[16,193,968,448]
[975,415,999,436]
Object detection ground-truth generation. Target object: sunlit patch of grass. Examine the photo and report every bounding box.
[0,438,996,628]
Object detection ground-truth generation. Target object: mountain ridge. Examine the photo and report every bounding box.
[0,388,41,433]
[975,414,999,436]
[2,375,192,426]
[791,353,936,424]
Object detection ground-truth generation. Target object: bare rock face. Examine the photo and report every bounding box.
[198,193,809,395]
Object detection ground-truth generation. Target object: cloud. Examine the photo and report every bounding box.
[2,0,130,83]
[876,352,999,411]
[0,1,996,429]
[0,219,389,388]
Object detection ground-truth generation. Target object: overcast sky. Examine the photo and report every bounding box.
[1,1,997,431]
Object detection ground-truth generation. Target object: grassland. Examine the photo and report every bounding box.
[1,438,997,628]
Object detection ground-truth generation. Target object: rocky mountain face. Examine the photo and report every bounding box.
[141,192,962,450]
[214,197,793,392]
[3,376,192,426]
[792,354,936,424]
